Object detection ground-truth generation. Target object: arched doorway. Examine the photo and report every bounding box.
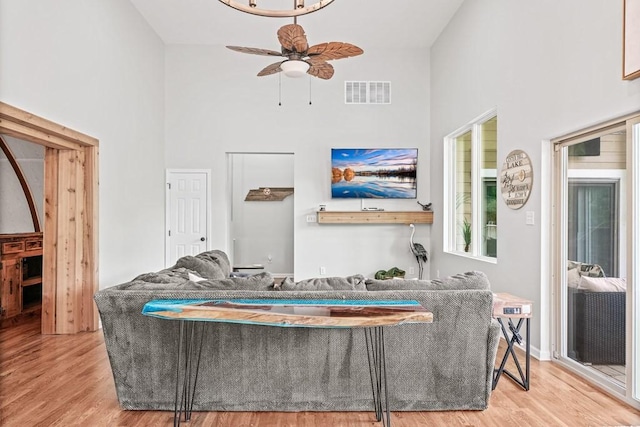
[0,101,98,334]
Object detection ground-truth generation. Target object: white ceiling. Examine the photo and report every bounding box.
[129,0,463,50]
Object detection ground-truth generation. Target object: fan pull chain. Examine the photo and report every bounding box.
[309,77,312,105]
[278,72,282,106]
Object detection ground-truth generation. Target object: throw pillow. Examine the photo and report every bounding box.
[188,272,207,283]
[567,268,581,288]
[365,271,490,291]
[578,263,606,278]
[175,255,226,280]
[567,260,606,278]
[195,250,231,278]
[567,260,582,270]
[577,276,626,292]
[275,275,366,291]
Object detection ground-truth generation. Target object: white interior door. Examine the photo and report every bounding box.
[166,170,209,266]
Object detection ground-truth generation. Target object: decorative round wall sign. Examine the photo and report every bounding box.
[500,149,533,210]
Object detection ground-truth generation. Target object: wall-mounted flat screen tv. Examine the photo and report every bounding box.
[331,148,418,199]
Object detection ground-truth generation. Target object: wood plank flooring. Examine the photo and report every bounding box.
[1,317,640,427]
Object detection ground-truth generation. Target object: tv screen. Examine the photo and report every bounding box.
[331,148,418,199]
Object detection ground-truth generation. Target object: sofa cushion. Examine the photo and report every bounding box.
[174,250,230,280]
[366,271,490,291]
[577,276,626,292]
[275,274,366,291]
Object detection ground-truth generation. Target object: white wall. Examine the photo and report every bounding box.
[0,136,44,233]
[0,0,166,287]
[165,45,432,279]
[430,0,640,356]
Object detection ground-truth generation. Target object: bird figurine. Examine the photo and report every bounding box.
[417,201,432,211]
[409,223,428,279]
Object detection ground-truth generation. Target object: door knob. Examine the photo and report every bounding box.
[200,237,206,242]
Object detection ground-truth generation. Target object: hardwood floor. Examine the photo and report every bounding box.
[1,317,640,427]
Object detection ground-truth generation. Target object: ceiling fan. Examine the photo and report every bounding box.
[226,23,363,80]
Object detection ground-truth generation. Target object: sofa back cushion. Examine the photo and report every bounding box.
[366,271,490,291]
[577,276,626,292]
[124,271,274,291]
[275,275,366,291]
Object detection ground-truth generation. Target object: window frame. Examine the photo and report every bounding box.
[443,108,498,261]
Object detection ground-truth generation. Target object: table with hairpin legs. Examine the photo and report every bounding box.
[142,299,433,427]
[492,292,533,391]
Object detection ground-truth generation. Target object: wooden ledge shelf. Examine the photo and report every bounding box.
[317,211,433,225]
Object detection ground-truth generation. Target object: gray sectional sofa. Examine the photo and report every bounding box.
[94,250,501,412]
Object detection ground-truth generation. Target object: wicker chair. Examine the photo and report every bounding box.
[568,288,625,365]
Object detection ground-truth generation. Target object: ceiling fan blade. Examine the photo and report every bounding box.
[277,24,308,53]
[307,42,364,61]
[307,61,334,80]
[257,61,285,77]
[226,46,284,57]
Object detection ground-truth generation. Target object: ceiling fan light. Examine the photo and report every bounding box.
[219,0,335,17]
[281,60,309,78]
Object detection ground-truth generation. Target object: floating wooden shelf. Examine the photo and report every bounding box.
[317,211,433,225]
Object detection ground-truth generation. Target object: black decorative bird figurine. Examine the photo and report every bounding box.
[409,223,428,279]
[417,201,432,211]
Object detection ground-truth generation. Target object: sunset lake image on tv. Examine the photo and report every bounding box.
[331,149,418,199]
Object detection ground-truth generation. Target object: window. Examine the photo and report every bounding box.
[568,179,619,277]
[444,111,497,259]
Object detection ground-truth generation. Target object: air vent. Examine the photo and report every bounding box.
[345,81,391,104]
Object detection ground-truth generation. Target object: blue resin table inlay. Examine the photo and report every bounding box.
[142,299,432,328]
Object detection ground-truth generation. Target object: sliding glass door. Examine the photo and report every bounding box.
[553,114,639,406]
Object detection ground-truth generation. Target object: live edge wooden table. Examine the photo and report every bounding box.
[142,299,433,427]
[492,293,533,391]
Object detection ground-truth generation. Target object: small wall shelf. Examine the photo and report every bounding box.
[317,211,433,225]
[245,187,294,201]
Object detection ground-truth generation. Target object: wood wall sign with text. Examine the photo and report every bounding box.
[624,0,640,80]
[244,187,294,201]
[500,150,533,210]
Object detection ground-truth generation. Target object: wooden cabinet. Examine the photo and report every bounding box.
[1,258,22,318]
[0,233,43,321]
